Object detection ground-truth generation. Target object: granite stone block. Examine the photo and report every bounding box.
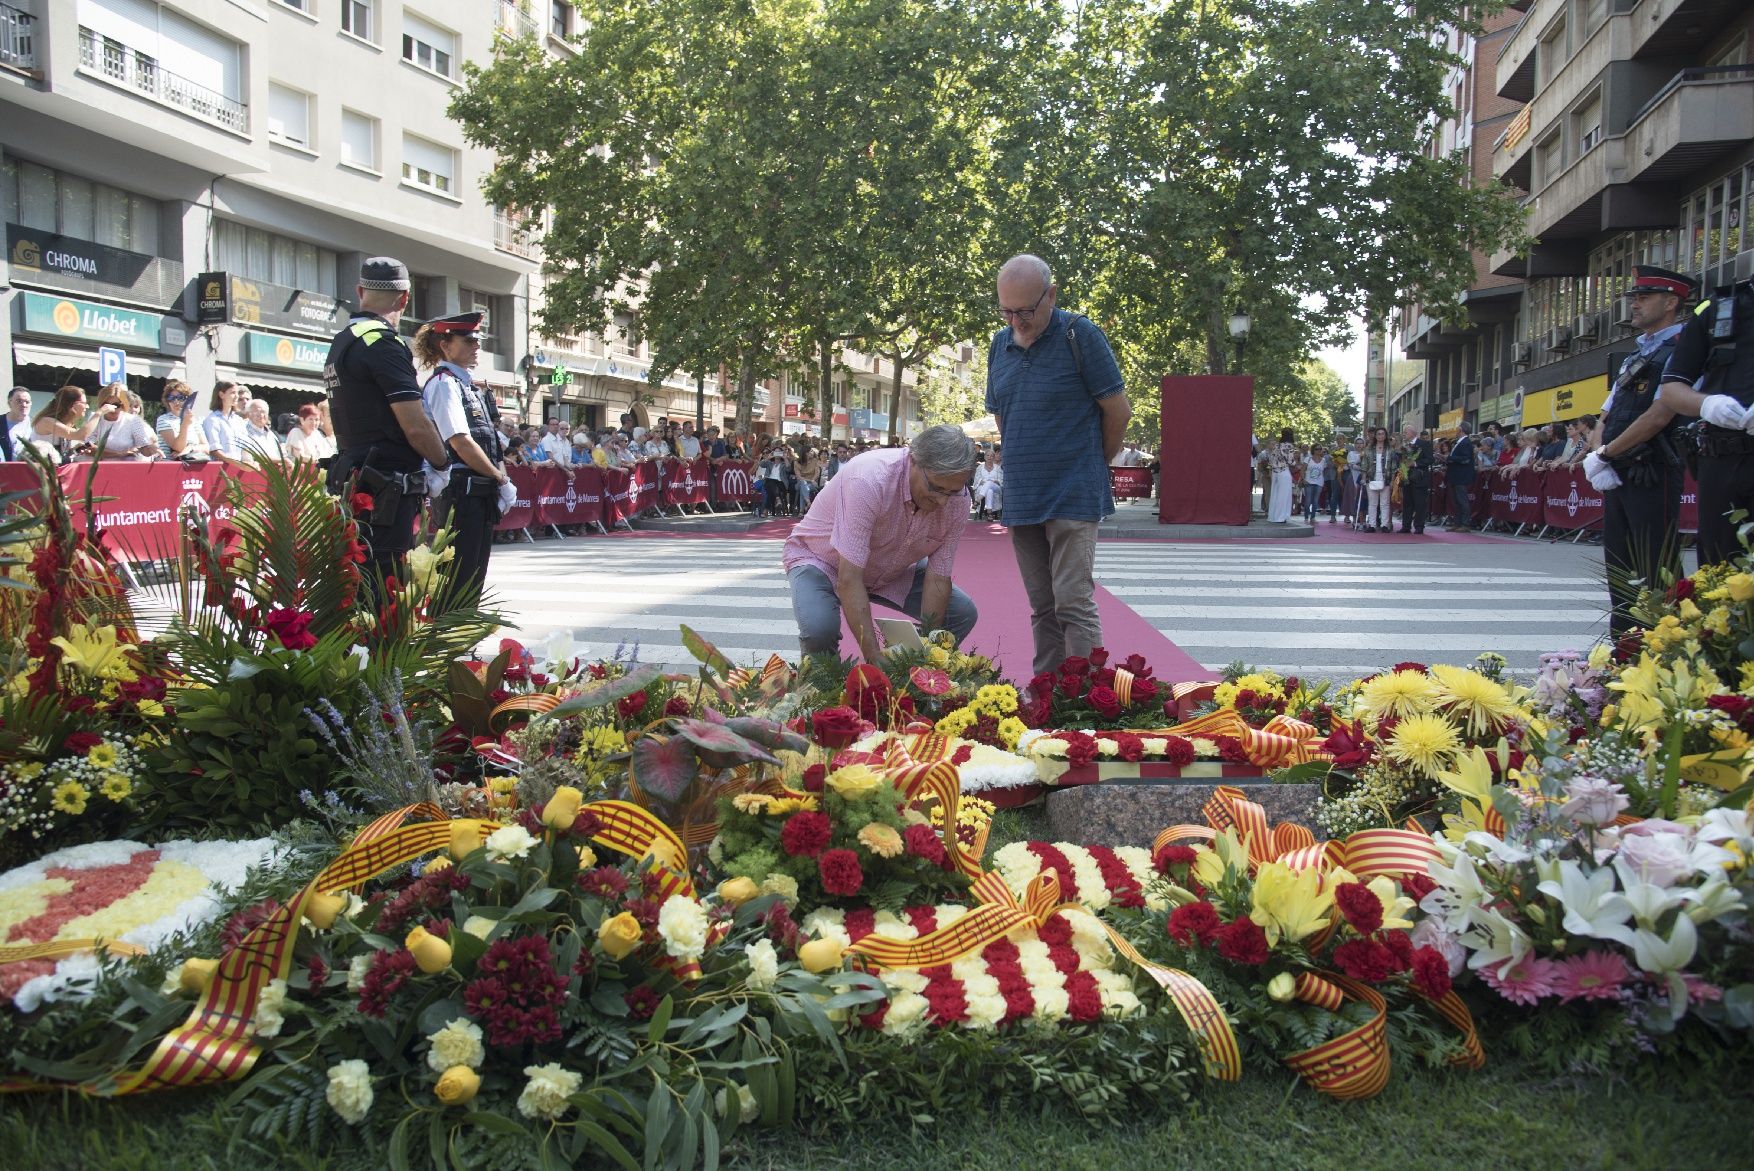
[1044,780,1322,848]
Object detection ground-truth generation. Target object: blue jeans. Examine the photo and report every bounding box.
[787,562,978,657]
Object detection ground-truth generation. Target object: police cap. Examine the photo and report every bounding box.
[428,312,484,338]
[359,256,411,291]
[1629,265,1696,300]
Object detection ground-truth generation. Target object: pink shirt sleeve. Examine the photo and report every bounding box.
[925,509,967,578]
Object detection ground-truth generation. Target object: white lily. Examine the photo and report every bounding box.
[1613,859,1690,928]
[1463,907,1531,973]
[540,629,579,669]
[1695,807,1753,848]
[1423,852,1489,935]
[1536,860,1633,945]
[1686,876,1745,924]
[1630,913,1697,976]
[1462,830,1532,865]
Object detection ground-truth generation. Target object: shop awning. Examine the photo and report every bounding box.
[216,365,327,397]
[12,342,183,380]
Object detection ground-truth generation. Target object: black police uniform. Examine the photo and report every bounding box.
[1664,281,1754,566]
[324,310,431,590]
[1600,329,1685,635]
[423,356,504,602]
[1399,434,1433,533]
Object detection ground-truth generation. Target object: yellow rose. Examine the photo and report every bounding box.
[1267,972,1297,1002]
[598,912,644,960]
[716,876,760,906]
[1727,573,1754,603]
[542,785,584,832]
[826,764,883,800]
[303,891,347,930]
[798,938,844,974]
[425,854,454,873]
[405,926,453,974]
[177,957,219,996]
[449,819,486,861]
[435,1065,481,1107]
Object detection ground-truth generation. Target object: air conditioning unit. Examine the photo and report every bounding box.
[1547,325,1573,353]
[1572,313,1599,344]
[1612,300,1634,331]
[1512,342,1533,368]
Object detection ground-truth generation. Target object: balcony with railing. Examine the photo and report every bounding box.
[77,25,248,134]
[493,208,541,260]
[0,1,36,75]
[496,1,540,41]
[1623,65,1754,183]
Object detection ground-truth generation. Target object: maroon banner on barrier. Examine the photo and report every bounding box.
[601,466,632,526]
[1473,474,1493,525]
[664,457,709,507]
[496,466,536,530]
[631,460,660,514]
[1542,466,1605,531]
[531,465,602,527]
[49,461,236,562]
[1680,471,1699,534]
[1507,468,1544,525]
[1110,466,1151,499]
[714,460,756,503]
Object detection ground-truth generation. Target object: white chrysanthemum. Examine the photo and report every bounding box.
[427,1018,485,1072]
[743,939,779,992]
[882,969,930,995]
[324,1059,374,1124]
[657,895,709,963]
[991,842,1042,896]
[758,873,799,904]
[251,978,287,1038]
[799,907,850,948]
[517,1062,582,1120]
[936,905,969,928]
[1031,984,1070,1021]
[881,990,930,1037]
[346,952,372,993]
[484,824,538,862]
[964,991,1007,1029]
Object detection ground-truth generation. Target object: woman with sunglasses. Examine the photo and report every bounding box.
[29,385,111,463]
[154,381,209,459]
[85,384,159,462]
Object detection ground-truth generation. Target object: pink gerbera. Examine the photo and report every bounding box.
[1479,955,1560,1006]
[1550,951,1629,1003]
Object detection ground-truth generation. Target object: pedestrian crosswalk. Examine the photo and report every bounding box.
[1092,540,1605,677]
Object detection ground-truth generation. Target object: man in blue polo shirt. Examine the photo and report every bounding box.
[985,254,1131,675]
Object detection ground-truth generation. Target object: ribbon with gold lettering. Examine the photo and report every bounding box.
[845,870,1242,1082]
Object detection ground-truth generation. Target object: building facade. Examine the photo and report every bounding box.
[1391,0,1753,439]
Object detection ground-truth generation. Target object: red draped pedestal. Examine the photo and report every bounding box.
[1157,375,1252,525]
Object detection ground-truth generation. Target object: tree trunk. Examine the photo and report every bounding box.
[734,352,756,436]
[887,354,904,445]
[819,335,835,446]
[1205,305,1229,376]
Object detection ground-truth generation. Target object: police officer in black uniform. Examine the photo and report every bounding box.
[1656,274,1754,567]
[413,312,510,603]
[1582,267,1695,634]
[323,257,449,596]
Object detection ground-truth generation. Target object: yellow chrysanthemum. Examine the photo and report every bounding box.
[14,761,45,781]
[52,780,89,815]
[996,717,1028,750]
[86,742,119,770]
[856,823,904,859]
[1428,665,1521,737]
[100,773,132,801]
[1383,713,1462,775]
[1355,670,1440,722]
[731,793,773,815]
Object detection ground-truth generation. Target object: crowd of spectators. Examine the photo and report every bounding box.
[1255,416,1602,537]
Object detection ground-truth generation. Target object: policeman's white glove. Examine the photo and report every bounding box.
[497,479,518,513]
[1700,394,1748,431]
[1582,450,1622,492]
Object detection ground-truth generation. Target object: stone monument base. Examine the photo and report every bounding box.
[1044,780,1321,849]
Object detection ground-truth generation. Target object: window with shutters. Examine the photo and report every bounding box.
[268,83,313,148]
[1573,91,1601,157]
[214,220,340,298]
[341,0,372,41]
[340,108,378,171]
[400,132,455,196]
[401,11,453,79]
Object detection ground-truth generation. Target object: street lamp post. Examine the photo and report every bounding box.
[1228,311,1252,370]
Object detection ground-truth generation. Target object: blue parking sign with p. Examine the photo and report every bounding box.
[97,346,126,386]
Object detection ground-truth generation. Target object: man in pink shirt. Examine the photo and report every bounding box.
[783,424,979,662]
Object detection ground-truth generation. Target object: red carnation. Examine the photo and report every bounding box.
[810,705,864,749]
[1161,736,1195,767]
[1400,872,1437,903]
[1110,731,1144,762]
[1380,929,1415,971]
[902,822,947,867]
[62,731,102,754]
[349,491,375,515]
[818,848,865,896]
[1216,736,1250,764]
[1166,901,1222,947]
[1332,939,1397,983]
[779,811,832,858]
[1153,843,1198,874]
[616,690,648,720]
[663,696,691,717]
[1391,662,1428,675]
[1087,686,1121,721]
[624,984,662,1020]
[262,607,317,651]
[1410,946,1453,999]
[1214,917,1270,965]
[1333,882,1384,935]
[801,764,827,793]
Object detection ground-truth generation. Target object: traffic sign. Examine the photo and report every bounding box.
[97,346,126,386]
[550,364,570,386]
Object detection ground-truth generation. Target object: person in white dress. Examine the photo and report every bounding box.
[285,403,338,463]
[1262,428,1297,523]
[1361,427,1395,532]
[971,449,1004,519]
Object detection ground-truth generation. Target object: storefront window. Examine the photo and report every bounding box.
[0,158,159,253]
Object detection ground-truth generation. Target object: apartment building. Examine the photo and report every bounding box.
[1392,0,1753,438]
[0,0,532,416]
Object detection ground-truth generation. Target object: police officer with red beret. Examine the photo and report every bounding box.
[414,311,511,603]
[323,257,449,595]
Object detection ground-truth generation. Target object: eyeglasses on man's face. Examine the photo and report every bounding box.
[997,287,1050,321]
[921,473,970,497]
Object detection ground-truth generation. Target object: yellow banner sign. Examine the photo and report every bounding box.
[1519,374,1607,426]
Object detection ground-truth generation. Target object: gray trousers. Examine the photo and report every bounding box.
[1011,519,1102,676]
[787,562,978,657]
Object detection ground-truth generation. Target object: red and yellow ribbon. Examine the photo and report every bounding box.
[845,869,1242,1082]
[1154,785,1441,882]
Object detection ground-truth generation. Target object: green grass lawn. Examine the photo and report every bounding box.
[3,1052,1746,1171]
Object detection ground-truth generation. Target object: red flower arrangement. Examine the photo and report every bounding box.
[817,848,865,896]
[1332,938,1399,983]
[1167,901,1222,947]
[1333,883,1384,935]
[779,811,833,858]
[902,822,947,867]
[1214,917,1270,965]
[262,607,318,651]
[810,705,865,749]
